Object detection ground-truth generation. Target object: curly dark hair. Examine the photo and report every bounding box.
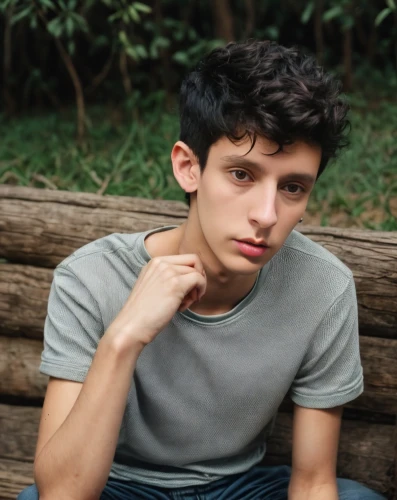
[179,40,350,183]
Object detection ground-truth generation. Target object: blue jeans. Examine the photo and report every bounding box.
[17,465,386,500]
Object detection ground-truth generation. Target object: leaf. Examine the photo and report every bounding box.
[173,51,189,65]
[30,15,38,29]
[323,5,344,22]
[71,12,89,33]
[375,7,392,26]
[135,44,148,59]
[133,2,151,14]
[264,25,279,40]
[128,6,140,23]
[11,6,33,25]
[68,39,75,55]
[386,0,396,10]
[118,30,128,45]
[47,17,63,38]
[154,36,170,49]
[39,0,56,10]
[66,16,74,37]
[301,1,314,24]
[150,44,158,58]
[126,46,138,60]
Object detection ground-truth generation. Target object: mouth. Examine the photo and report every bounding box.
[234,239,269,257]
[239,239,268,247]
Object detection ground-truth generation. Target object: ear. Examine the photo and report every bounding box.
[171,141,201,193]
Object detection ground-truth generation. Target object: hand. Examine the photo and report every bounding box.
[107,254,207,347]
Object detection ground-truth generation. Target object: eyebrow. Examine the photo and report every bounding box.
[220,155,317,185]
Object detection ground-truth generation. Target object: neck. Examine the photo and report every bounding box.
[176,219,259,315]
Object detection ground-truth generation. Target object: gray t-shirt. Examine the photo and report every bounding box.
[41,226,363,487]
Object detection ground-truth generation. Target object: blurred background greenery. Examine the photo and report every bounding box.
[0,0,396,229]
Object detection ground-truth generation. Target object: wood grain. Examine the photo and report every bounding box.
[0,458,33,499]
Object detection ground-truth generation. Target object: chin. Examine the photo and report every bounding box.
[220,256,268,276]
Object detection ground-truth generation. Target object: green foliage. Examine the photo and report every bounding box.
[375,0,396,26]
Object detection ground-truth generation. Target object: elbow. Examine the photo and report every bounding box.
[34,465,102,500]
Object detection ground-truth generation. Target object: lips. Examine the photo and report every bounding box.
[239,239,268,247]
[235,239,269,257]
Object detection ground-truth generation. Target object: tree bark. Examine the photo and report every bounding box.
[210,0,235,41]
[314,0,324,64]
[54,39,86,142]
[243,0,255,39]
[0,458,34,500]
[3,6,16,116]
[0,337,47,399]
[120,51,132,96]
[343,26,353,90]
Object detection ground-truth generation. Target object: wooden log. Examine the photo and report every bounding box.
[0,405,39,462]
[0,404,394,497]
[0,337,47,400]
[1,186,396,337]
[0,185,188,268]
[1,335,396,416]
[0,264,51,339]
[0,458,33,500]
[264,412,395,497]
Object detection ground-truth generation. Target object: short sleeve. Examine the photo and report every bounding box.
[290,276,363,408]
[40,265,104,382]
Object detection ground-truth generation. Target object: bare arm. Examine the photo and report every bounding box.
[288,404,342,500]
[34,334,142,500]
[34,254,206,500]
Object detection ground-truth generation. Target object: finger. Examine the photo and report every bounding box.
[178,272,207,304]
[150,254,204,275]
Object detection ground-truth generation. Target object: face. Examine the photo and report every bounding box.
[188,135,321,277]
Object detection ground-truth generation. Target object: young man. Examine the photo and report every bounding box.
[19,41,385,500]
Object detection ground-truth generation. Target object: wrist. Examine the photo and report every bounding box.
[102,325,146,359]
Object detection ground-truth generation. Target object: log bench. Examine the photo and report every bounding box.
[0,185,396,499]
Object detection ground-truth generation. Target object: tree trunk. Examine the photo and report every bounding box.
[51,38,85,142]
[119,51,132,96]
[314,0,324,64]
[3,6,15,116]
[243,0,255,39]
[210,0,235,41]
[343,26,353,90]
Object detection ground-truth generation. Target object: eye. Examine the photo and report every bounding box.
[231,170,251,182]
[282,184,304,194]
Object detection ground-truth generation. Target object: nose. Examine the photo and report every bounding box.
[248,185,278,228]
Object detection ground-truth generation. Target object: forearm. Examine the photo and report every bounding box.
[34,330,143,500]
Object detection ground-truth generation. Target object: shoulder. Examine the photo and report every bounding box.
[267,230,354,302]
[280,229,352,277]
[59,232,143,268]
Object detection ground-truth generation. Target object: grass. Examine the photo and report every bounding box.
[0,91,396,230]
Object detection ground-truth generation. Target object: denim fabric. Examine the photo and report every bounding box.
[17,465,386,499]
